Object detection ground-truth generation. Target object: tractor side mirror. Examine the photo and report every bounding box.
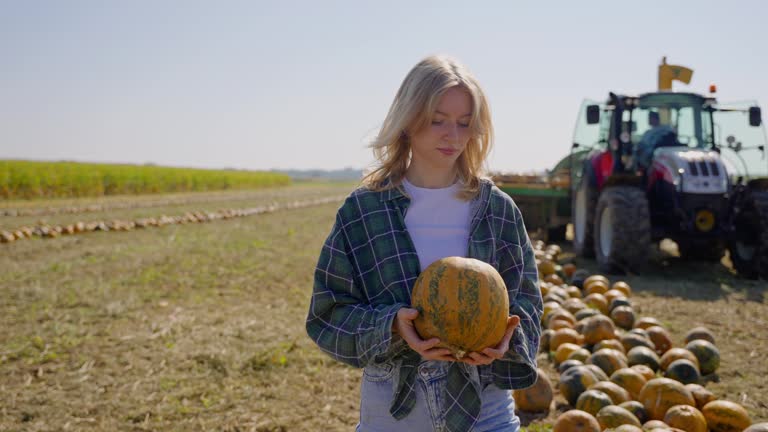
[749,106,762,126]
[586,105,600,124]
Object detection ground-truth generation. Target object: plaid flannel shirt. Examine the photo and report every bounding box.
[306,177,542,432]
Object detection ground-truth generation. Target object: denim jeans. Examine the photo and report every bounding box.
[356,361,520,432]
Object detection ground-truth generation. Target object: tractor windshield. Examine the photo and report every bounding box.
[713,101,768,180]
[628,97,712,150]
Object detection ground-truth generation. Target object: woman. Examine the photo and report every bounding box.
[306,54,542,432]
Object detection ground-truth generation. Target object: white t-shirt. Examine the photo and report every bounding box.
[401,178,472,272]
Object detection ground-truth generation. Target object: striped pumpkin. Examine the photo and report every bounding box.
[411,257,509,359]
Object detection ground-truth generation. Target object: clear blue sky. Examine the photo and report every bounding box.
[2,1,767,173]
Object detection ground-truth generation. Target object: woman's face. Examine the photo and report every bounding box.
[409,86,473,171]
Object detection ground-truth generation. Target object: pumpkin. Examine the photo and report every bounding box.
[582,315,618,345]
[540,329,555,353]
[566,285,583,299]
[549,319,574,331]
[701,400,752,432]
[587,348,629,377]
[584,293,610,315]
[619,400,648,424]
[585,364,610,381]
[638,378,696,420]
[610,367,648,400]
[411,257,508,359]
[611,425,643,432]
[684,327,715,345]
[538,259,557,276]
[562,263,577,278]
[585,279,610,296]
[559,359,585,374]
[584,274,610,287]
[563,297,588,314]
[539,282,551,298]
[544,273,565,285]
[575,308,601,321]
[551,328,584,351]
[553,409,601,432]
[621,332,656,353]
[634,317,663,330]
[664,359,701,385]
[611,305,636,330]
[590,380,632,404]
[555,342,584,365]
[643,420,672,429]
[685,339,720,375]
[560,365,602,406]
[660,348,700,372]
[627,346,661,372]
[596,405,642,430]
[745,423,768,432]
[645,326,673,355]
[630,364,656,381]
[512,368,553,413]
[547,308,577,328]
[609,296,632,312]
[568,348,593,363]
[576,389,614,416]
[542,302,563,323]
[612,281,632,297]
[603,289,626,306]
[684,384,716,410]
[595,339,626,353]
[663,404,707,432]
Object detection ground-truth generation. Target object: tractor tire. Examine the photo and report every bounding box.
[728,191,768,279]
[594,186,651,273]
[572,171,597,258]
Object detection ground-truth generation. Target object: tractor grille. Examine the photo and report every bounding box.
[687,160,720,177]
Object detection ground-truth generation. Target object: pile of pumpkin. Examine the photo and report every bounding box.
[0,196,341,244]
[513,241,766,432]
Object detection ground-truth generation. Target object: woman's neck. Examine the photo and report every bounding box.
[405,163,458,189]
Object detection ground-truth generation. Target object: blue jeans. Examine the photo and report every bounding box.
[356,361,520,432]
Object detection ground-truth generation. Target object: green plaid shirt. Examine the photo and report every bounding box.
[306,178,542,432]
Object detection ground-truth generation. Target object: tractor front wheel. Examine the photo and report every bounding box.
[728,191,768,279]
[594,186,651,273]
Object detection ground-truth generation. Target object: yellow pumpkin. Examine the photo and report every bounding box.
[512,368,553,413]
[411,257,508,359]
[638,378,696,420]
[664,404,707,432]
[553,409,601,432]
[701,400,752,432]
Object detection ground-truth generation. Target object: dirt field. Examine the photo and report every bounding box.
[1,183,766,431]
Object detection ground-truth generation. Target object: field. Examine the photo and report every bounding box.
[0,160,290,199]
[1,182,767,431]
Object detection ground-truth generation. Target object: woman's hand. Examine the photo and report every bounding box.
[392,307,456,361]
[458,315,521,366]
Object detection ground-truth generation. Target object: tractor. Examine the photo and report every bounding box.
[569,87,768,276]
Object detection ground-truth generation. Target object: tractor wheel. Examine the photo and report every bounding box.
[572,172,597,257]
[728,191,768,279]
[594,186,651,273]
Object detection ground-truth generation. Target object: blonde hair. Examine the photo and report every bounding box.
[361,55,494,200]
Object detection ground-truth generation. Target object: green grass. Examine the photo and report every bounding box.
[0,159,291,199]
